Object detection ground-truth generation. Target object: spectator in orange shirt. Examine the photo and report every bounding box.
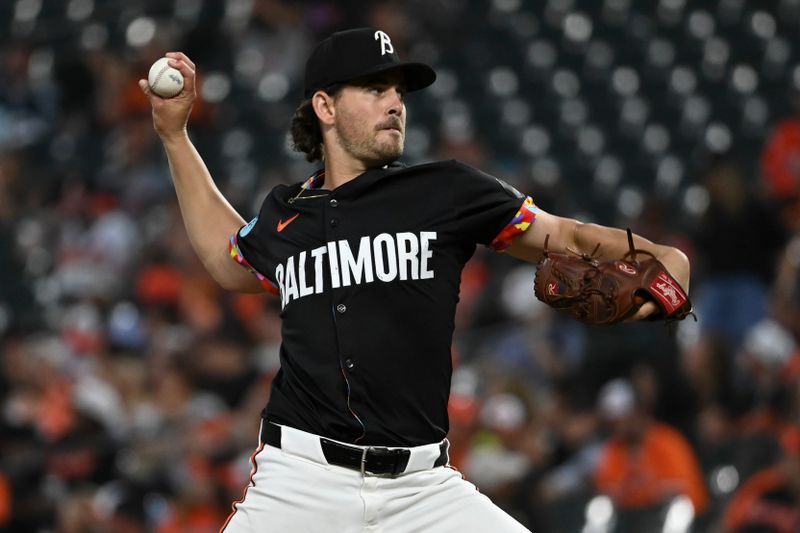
[593,378,710,515]
[762,114,800,203]
[760,97,800,233]
[722,425,800,533]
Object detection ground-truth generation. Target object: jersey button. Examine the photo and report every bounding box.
[329,198,339,208]
[336,304,347,313]
[330,218,338,227]
[344,358,355,370]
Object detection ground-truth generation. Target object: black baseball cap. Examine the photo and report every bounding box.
[303,28,437,97]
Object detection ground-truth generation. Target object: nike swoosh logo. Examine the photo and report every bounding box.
[277,213,300,232]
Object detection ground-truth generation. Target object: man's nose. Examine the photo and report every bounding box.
[386,89,404,115]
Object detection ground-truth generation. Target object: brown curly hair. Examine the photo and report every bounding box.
[289,85,341,162]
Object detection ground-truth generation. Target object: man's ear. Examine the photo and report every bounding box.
[312,90,336,127]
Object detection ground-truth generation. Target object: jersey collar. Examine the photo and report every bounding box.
[303,161,407,190]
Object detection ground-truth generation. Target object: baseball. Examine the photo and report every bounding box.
[148,57,184,98]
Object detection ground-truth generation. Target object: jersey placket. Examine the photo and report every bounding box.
[325,193,368,442]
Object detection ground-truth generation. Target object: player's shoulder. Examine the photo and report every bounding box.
[401,158,476,173]
[397,159,523,198]
[375,160,463,191]
[421,159,505,183]
[394,159,488,181]
[444,160,525,199]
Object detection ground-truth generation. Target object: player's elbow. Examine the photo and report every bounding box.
[215,266,266,294]
[217,274,265,293]
[215,273,242,292]
[202,254,265,293]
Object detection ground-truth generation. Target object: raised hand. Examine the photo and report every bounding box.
[139,52,197,141]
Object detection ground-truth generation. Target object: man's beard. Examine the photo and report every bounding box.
[335,116,404,167]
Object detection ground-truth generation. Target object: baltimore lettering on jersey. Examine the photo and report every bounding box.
[274,231,436,309]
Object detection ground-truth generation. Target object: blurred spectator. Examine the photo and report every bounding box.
[762,112,800,205]
[737,319,798,432]
[681,334,739,420]
[466,392,537,494]
[722,425,800,533]
[690,160,788,344]
[593,378,710,516]
[528,387,603,533]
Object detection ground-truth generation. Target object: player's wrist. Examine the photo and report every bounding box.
[159,128,191,146]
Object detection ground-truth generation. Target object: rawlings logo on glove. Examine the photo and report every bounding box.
[533,229,694,325]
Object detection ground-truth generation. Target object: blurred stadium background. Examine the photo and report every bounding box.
[2,0,800,531]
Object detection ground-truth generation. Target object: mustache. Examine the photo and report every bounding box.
[376,118,403,132]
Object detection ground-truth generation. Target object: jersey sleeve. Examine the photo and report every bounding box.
[453,162,538,251]
[229,197,280,296]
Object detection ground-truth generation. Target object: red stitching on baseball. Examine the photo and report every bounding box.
[150,62,171,93]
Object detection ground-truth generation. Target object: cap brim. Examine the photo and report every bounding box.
[369,62,437,93]
[308,62,436,96]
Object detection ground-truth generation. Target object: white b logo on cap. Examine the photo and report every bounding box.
[374,30,394,56]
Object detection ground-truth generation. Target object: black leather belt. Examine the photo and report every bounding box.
[261,422,448,477]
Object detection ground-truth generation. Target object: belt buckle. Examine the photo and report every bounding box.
[361,446,397,477]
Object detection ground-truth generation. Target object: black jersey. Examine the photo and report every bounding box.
[230,160,538,446]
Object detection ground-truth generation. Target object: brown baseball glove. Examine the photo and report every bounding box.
[533,229,693,325]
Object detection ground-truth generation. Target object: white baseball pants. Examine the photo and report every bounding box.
[221,423,532,533]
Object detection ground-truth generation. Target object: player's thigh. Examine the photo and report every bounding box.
[222,445,365,533]
[382,467,532,533]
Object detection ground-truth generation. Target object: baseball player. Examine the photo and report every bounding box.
[139,28,691,532]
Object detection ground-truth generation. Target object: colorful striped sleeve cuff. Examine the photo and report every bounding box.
[490,196,539,252]
[229,234,280,296]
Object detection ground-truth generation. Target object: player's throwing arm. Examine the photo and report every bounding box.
[139,53,264,294]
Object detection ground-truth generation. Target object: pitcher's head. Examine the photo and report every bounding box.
[290,28,436,164]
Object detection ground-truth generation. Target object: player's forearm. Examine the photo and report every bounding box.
[573,222,690,291]
[161,134,261,292]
